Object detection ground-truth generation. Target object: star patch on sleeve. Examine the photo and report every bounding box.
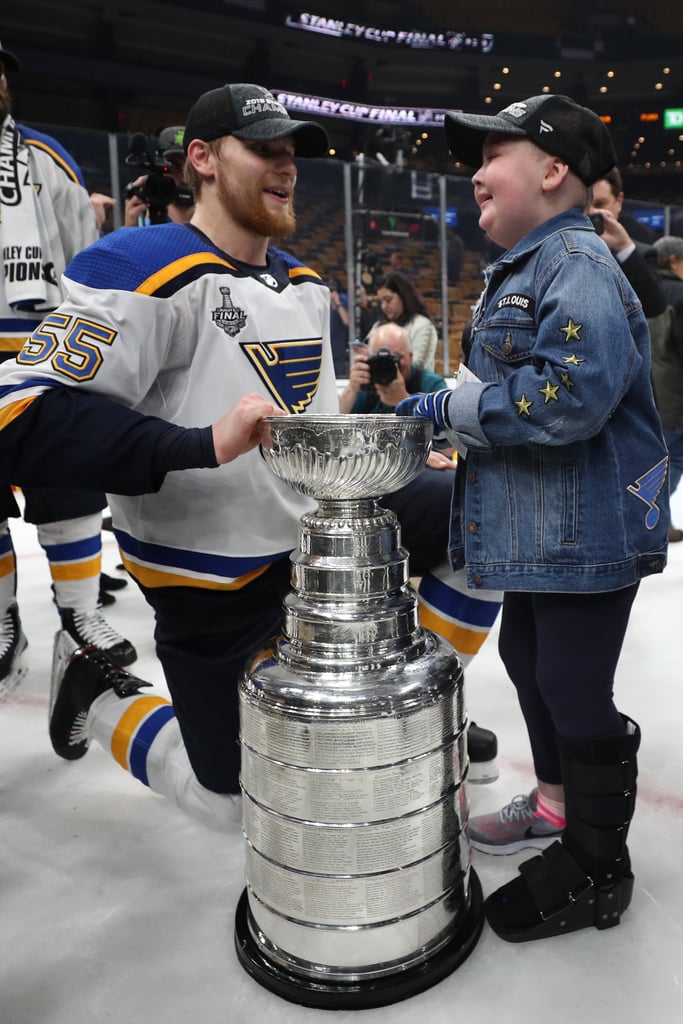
[539,381,560,403]
[560,318,582,342]
[515,394,533,415]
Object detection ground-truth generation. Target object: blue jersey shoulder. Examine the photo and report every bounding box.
[271,245,325,286]
[66,229,327,297]
[65,223,222,294]
[18,123,85,186]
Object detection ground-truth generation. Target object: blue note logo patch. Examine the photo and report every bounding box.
[212,286,247,337]
[626,456,668,530]
[241,338,324,413]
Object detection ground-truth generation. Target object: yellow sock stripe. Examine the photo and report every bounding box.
[111,696,172,772]
[418,604,491,657]
[48,554,102,581]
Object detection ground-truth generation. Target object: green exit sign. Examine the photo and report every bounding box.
[664,108,683,129]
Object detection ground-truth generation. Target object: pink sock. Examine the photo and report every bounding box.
[535,791,566,829]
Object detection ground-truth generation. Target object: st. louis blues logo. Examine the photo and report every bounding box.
[212,287,247,337]
[626,456,668,530]
[241,338,323,413]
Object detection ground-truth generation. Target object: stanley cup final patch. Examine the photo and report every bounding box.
[212,287,248,337]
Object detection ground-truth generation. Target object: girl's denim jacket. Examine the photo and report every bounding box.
[445,207,669,592]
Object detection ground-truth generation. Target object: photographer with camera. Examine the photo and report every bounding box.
[367,270,439,371]
[123,126,194,227]
[340,321,446,417]
[585,169,663,320]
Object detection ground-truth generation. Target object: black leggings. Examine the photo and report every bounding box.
[498,585,639,784]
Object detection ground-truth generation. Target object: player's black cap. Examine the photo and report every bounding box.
[0,40,20,72]
[444,94,616,186]
[183,83,328,158]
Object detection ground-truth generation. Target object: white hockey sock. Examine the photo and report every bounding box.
[417,563,503,667]
[89,689,241,831]
[37,512,102,611]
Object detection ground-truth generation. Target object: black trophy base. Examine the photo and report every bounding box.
[233,870,485,1011]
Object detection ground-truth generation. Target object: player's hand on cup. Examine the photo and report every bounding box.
[212,393,285,464]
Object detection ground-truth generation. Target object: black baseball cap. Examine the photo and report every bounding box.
[444,94,617,186]
[183,83,329,158]
[0,40,20,72]
[158,126,185,158]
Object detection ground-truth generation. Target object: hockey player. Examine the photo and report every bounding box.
[0,39,135,698]
[0,82,498,828]
[0,83,337,826]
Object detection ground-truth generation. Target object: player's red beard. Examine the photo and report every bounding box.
[216,171,296,239]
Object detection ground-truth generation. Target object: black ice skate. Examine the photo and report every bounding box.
[0,603,28,700]
[467,722,499,784]
[49,630,151,760]
[60,606,137,667]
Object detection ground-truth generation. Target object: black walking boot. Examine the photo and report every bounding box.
[484,715,640,942]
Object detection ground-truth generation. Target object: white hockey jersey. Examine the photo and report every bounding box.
[0,123,98,356]
[0,223,338,588]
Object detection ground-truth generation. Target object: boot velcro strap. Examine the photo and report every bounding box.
[519,842,592,919]
[569,815,628,861]
[568,788,637,829]
[561,757,637,795]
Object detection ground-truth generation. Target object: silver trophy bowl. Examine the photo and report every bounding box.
[260,413,432,499]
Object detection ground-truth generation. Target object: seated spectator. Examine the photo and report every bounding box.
[327,276,351,376]
[446,226,465,285]
[367,271,439,370]
[355,282,378,341]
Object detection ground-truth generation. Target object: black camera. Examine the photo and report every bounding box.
[367,347,401,386]
[589,212,605,235]
[123,173,178,211]
[124,132,191,223]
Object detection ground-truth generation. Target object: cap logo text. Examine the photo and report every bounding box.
[500,102,528,120]
[242,97,288,119]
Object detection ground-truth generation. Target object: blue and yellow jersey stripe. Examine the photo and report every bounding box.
[114,527,289,590]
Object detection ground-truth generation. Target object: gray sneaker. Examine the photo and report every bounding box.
[467,788,563,855]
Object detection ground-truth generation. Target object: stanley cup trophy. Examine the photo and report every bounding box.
[234,414,484,1010]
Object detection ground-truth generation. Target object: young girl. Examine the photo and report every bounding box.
[398,94,670,943]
